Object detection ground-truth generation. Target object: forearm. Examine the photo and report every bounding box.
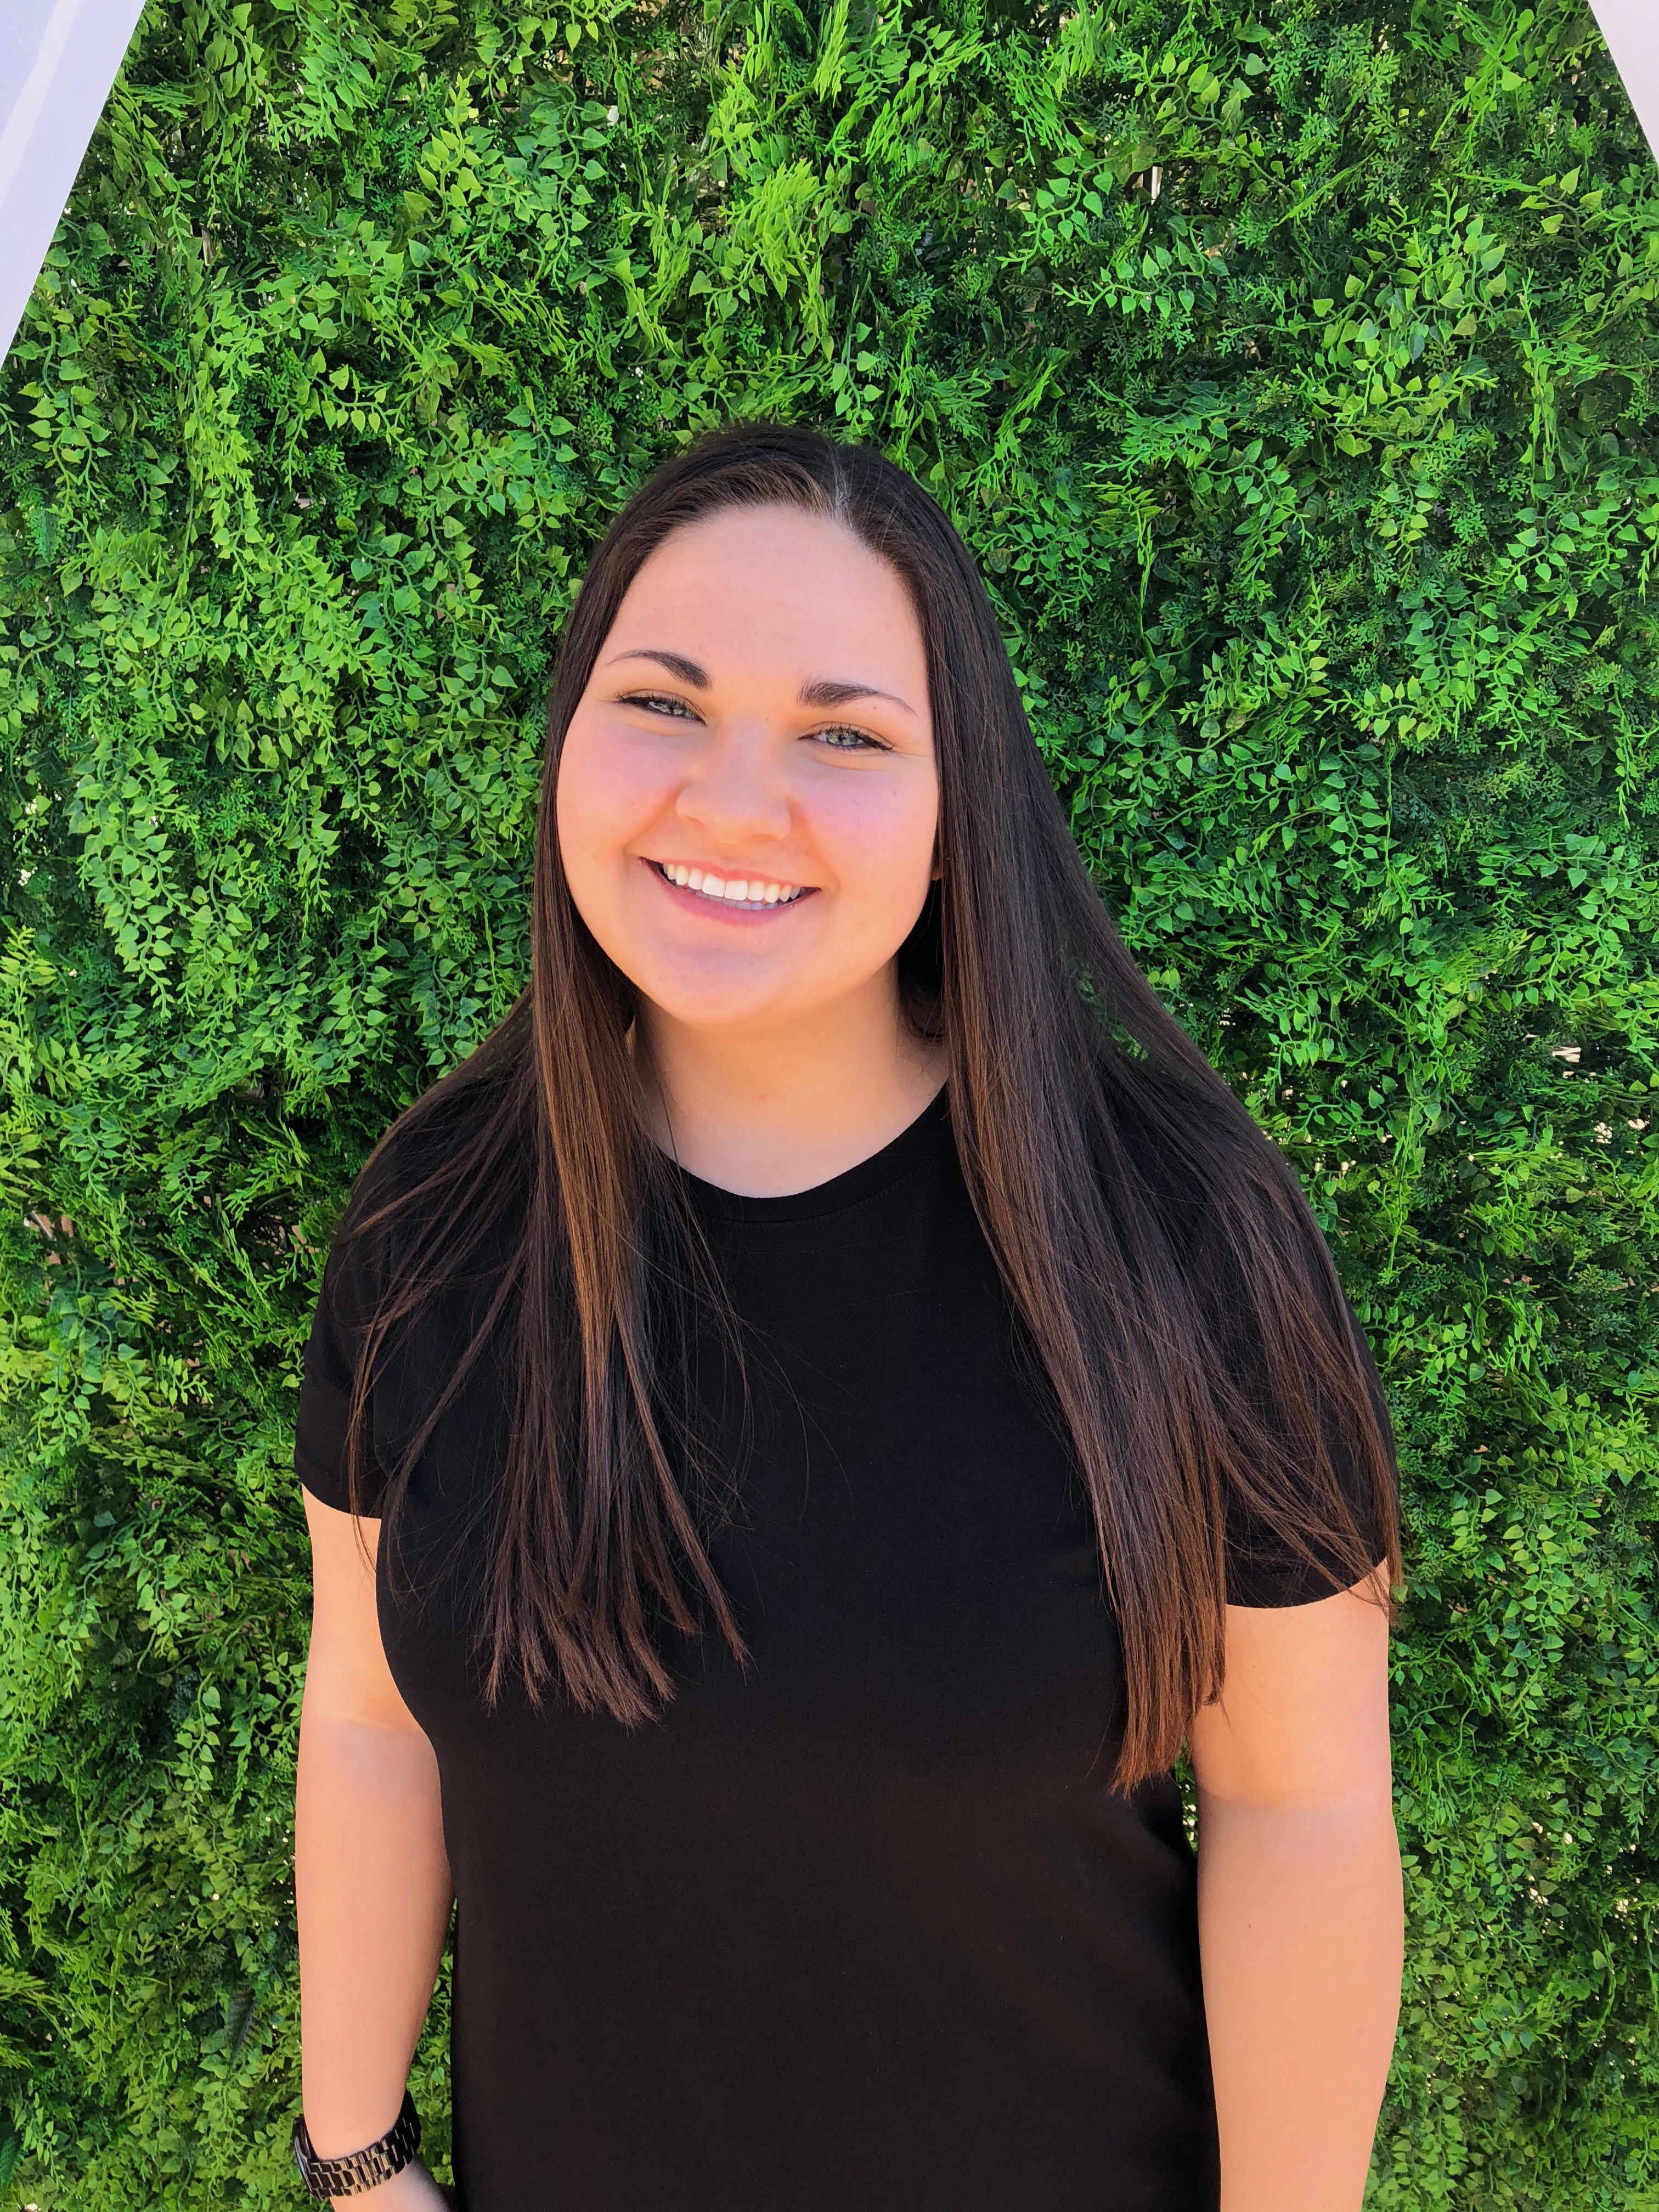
[1197,1790,1403,2212]
[295,1697,454,2162]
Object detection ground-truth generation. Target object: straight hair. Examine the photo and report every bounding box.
[331,422,1400,1790]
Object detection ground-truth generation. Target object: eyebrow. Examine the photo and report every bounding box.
[606,650,917,716]
[607,648,710,686]
[798,675,917,716]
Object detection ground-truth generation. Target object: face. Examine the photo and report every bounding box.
[556,503,938,1041]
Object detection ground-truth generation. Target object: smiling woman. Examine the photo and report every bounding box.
[291,424,1402,2212]
[556,501,944,1191]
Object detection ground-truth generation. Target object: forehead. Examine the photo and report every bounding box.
[607,504,925,680]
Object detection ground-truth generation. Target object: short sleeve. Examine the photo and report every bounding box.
[1221,1308,1398,1609]
[295,1223,390,1516]
[1169,1176,1398,1610]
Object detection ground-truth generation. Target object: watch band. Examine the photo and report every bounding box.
[292,2089,422,2199]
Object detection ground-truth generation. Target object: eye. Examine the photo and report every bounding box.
[808,724,891,753]
[618,690,702,721]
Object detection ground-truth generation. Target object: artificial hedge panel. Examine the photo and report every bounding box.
[1,0,1656,2202]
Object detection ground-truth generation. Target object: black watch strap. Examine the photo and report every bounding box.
[292,2089,421,2199]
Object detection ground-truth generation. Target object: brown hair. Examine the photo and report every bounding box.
[333,422,1399,1788]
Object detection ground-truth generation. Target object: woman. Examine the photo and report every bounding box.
[292,424,1403,2211]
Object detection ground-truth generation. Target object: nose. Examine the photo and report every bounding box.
[674,721,792,848]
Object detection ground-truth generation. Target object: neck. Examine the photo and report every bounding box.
[639,974,947,1197]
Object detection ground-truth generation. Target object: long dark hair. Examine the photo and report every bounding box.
[334,422,1399,1788]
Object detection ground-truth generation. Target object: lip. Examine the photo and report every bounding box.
[642,856,819,922]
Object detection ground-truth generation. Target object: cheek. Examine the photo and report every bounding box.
[810,772,938,915]
[556,720,670,875]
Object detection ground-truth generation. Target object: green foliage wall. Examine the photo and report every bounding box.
[1,0,1656,2201]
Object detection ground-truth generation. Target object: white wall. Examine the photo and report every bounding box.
[0,0,146,364]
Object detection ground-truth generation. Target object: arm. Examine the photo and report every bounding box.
[1187,1571,1403,2212]
[296,1490,455,2207]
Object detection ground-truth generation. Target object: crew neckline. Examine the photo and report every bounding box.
[669,1085,952,1224]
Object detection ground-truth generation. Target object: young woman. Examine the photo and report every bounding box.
[292,424,1403,2211]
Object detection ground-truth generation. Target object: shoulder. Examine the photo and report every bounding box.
[1094,1069,1242,1264]
[1096,1066,1391,1434]
[1097,1062,1324,1277]
[327,1070,526,1312]
[1087,1062,1398,1600]
[359,1069,516,1201]
[351,1069,524,1236]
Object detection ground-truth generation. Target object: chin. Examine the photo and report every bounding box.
[643,985,795,1034]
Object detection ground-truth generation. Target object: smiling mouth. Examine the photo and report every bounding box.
[650,859,812,911]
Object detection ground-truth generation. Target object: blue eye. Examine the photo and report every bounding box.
[620,691,700,720]
[811,725,888,752]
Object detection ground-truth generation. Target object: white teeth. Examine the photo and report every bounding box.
[659,862,805,906]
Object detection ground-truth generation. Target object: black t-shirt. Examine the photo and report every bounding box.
[297,1085,1393,2212]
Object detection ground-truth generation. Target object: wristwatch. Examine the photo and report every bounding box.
[292,2089,422,2199]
